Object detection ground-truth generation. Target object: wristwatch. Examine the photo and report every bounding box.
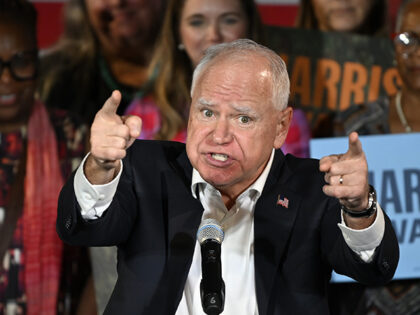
[341,185,377,218]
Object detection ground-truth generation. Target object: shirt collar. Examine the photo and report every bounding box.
[191,148,276,199]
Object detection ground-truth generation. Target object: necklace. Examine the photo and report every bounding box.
[98,55,155,104]
[395,91,413,133]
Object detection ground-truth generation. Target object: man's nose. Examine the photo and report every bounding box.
[212,119,233,144]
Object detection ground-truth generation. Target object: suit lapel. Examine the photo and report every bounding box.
[163,150,204,312]
[159,148,302,314]
[254,150,301,315]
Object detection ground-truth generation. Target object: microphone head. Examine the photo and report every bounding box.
[197,219,224,244]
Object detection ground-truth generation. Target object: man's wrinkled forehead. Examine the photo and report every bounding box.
[195,97,259,115]
[193,55,272,102]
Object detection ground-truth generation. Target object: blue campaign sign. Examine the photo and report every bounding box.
[310,133,420,282]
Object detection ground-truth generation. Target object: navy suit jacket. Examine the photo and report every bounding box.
[57,140,399,315]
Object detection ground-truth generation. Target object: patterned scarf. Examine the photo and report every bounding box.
[23,101,63,314]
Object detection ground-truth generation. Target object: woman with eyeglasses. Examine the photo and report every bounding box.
[0,1,92,314]
[334,0,420,136]
[329,1,420,314]
[389,0,420,133]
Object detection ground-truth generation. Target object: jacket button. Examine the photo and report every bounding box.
[382,261,390,271]
[65,216,72,230]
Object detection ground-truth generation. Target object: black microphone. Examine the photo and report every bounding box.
[197,219,225,315]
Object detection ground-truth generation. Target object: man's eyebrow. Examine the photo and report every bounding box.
[196,98,214,107]
[195,98,259,115]
[231,104,253,113]
[231,103,262,117]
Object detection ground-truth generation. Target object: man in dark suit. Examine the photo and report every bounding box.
[57,39,399,315]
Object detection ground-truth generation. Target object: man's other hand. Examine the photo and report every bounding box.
[319,132,371,223]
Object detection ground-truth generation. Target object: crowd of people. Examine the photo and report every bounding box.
[330,1,420,314]
[0,1,92,314]
[0,0,418,313]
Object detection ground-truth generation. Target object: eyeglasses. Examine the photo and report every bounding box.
[394,32,420,57]
[0,50,38,81]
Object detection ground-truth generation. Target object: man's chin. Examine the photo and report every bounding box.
[201,173,237,191]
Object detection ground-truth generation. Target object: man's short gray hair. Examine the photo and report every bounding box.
[191,39,290,110]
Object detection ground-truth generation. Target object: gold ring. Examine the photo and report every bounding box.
[339,175,343,185]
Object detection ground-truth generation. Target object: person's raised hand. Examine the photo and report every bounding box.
[87,91,142,181]
[319,132,369,212]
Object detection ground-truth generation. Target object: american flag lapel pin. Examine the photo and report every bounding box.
[277,194,289,208]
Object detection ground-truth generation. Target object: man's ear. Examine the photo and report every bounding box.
[274,107,293,149]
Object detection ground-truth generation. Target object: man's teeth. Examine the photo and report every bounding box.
[212,153,228,161]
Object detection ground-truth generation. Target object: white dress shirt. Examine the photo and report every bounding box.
[74,150,385,315]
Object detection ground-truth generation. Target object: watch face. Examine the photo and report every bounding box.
[368,193,373,209]
[368,185,377,210]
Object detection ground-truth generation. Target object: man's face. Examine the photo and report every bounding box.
[186,55,292,198]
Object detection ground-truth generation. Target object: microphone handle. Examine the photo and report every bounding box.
[200,239,225,315]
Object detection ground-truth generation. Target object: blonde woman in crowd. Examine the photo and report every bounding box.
[125,0,311,157]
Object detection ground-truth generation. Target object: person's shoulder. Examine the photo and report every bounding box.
[125,140,188,176]
[283,153,320,175]
[277,153,328,200]
[276,151,324,186]
[131,139,185,149]
[129,140,186,160]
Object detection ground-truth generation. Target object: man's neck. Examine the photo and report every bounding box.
[218,150,276,209]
